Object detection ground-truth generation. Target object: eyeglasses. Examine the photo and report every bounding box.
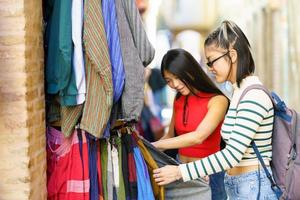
[206,51,229,68]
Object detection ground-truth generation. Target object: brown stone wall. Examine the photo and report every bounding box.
[0,0,46,199]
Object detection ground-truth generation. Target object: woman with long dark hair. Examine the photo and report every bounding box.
[152,48,228,200]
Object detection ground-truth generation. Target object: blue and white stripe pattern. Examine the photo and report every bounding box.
[102,0,125,103]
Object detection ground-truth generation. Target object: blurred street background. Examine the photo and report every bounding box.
[138,0,300,130]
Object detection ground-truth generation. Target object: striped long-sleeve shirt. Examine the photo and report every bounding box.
[179,76,274,181]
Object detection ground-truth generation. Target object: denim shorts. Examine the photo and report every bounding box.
[224,167,278,200]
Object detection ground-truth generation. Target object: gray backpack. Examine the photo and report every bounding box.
[239,85,300,200]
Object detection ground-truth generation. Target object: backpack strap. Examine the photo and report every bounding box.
[237,84,283,197]
[291,110,298,160]
[238,84,291,121]
[237,84,271,107]
[251,142,277,184]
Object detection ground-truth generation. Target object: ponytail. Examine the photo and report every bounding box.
[204,20,255,87]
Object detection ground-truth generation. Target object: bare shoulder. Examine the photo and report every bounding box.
[208,95,229,108]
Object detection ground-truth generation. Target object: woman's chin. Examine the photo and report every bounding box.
[215,76,225,83]
[180,91,189,96]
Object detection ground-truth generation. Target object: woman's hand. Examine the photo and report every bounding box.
[153,165,182,185]
[204,175,210,183]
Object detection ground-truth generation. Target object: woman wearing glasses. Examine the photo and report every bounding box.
[152,48,229,200]
[153,21,277,200]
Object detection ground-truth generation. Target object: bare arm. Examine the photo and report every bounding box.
[152,95,228,150]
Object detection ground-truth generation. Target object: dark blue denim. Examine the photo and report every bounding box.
[209,171,227,200]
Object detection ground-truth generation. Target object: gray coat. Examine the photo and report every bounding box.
[115,0,155,121]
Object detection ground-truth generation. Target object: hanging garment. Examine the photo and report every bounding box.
[131,136,155,200]
[121,0,155,66]
[107,141,114,200]
[61,0,114,138]
[87,135,100,200]
[122,134,138,200]
[80,0,113,138]
[71,0,86,105]
[100,139,109,200]
[102,0,125,103]
[46,94,61,123]
[141,138,212,200]
[44,0,78,106]
[115,0,154,121]
[121,135,130,200]
[61,104,83,137]
[133,133,165,200]
[96,139,104,200]
[102,0,126,138]
[115,136,126,200]
[46,127,90,200]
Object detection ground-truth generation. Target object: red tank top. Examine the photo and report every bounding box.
[174,91,222,158]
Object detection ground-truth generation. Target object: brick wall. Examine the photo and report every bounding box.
[0,0,46,199]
